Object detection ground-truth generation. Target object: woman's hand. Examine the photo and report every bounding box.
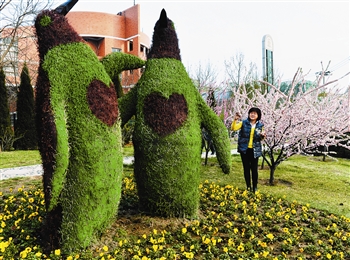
[234,112,241,121]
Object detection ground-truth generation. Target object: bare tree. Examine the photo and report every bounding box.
[189,61,219,94]
[224,52,259,90]
[0,0,53,104]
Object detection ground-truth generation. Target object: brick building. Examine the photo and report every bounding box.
[1,4,149,118]
[66,4,150,89]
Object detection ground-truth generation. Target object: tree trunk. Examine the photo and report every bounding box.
[322,145,327,162]
[269,166,276,185]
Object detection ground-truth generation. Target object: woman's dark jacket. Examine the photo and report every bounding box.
[237,119,264,158]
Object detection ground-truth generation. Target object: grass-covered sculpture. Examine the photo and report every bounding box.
[34,0,144,252]
[119,9,231,218]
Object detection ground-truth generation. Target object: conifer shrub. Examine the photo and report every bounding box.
[14,63,37,150]
[119,9,231,218]
[0,67,13,151]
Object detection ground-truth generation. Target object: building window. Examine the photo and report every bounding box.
[140,44,148,54]
[0,37,19,76]
[10,112,17,128]
[129,40,133,52]
[112,48,121,53]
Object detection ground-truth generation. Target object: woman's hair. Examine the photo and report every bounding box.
[248,107,261,121]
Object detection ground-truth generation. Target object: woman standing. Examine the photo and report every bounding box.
[231,107,265,193]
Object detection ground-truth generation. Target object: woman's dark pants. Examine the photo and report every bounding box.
[240,148,258,191]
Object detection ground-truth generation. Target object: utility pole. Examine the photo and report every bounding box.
[315,61,332,85]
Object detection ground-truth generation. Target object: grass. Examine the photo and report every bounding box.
[0,150,41,169]
[0,147,349,259]
[1,147,349,217]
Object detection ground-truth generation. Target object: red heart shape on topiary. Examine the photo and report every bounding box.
[87,79,118,126]
[144,92,188,136]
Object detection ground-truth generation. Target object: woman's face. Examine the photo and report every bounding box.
[249,111,258,121]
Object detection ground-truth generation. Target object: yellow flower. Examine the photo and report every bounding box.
[184,252,194,259]
[266,233,274,240]
[237,243,244,252]
[326,253,332,259]
[66,256,73,260]
[228,238,234,246]
[262,251,269,257]
[315,252,321,257]
[182,227,187,234]
[0,241,9,253]
[203,237,210,244]
[223,247,228,253]
[152,245,158,252]
[20,250,27,258]
[55,249,61,256]
[283,227,289,234]
[103,245,108,252]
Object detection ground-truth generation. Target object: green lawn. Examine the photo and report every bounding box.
[1,147,349,218]
[1,148,349,259]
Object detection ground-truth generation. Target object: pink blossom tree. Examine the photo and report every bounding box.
[220,68,350,184]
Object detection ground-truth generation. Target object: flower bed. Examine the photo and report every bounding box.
[1,177,349,259]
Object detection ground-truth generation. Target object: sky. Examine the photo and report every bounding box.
[66,0,349,90]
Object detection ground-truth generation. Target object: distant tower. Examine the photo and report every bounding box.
[262,34,274,84]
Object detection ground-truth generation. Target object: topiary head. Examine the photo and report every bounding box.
[34,0,82,60]
[147,9,181,61]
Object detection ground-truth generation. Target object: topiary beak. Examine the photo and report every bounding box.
[55,0,79,16]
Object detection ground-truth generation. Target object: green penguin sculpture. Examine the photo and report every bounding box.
[119,9,231,218]
[34,0,144,252]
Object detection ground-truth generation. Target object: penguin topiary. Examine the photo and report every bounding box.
[34,0,144,252]
[119,9,231,218]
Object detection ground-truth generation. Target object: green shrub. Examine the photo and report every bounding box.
[14,63,37,150]
[119,9,231,218]
[0,67,13,151]
[34,10,125,253]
